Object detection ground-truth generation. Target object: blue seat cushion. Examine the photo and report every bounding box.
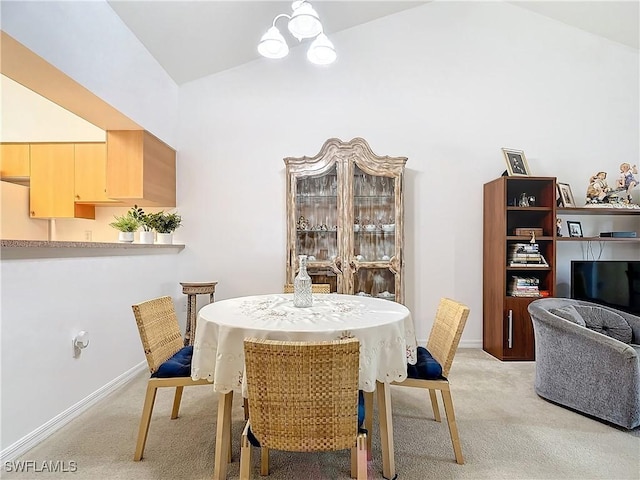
[358,390,365,429]
[407,346,444,380]
[151,345,193,378]
[247,390,367,447]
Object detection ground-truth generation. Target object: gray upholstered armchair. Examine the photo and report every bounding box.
[528,298,640,429]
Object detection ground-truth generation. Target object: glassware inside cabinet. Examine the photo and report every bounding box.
[354,268,395,300]
[296,166,338,262]
[353,166,395,260]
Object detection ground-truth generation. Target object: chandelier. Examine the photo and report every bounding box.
[258,0,337,65]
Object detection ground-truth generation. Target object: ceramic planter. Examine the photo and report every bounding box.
[118,231,134,243]
[139,231,155,244]
[156,232,173,244]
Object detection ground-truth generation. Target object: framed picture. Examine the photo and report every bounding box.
[557,182,577,207]
[502,148,531,176]
[567,221,583,238]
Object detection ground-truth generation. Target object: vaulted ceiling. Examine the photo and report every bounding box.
[107,1,639,86]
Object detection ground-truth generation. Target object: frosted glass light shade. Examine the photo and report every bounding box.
[307,33,336,65]
[288,1,322,40]
[258,27,289,59]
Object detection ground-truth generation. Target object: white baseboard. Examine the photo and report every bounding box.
[0,362,147,463]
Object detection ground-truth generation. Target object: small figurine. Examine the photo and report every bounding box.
[556,218,563,237]
[617,163,638,203]
[297,215,309,231]
[586,171,611,203]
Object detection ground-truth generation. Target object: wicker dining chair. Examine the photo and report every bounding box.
[392,297,470,464]
[240,338,367,479]
[283,283,331,294]
[131,296,211,461]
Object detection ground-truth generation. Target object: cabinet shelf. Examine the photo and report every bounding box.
[557,207,640,215]
[507,206,554,212]
[507,266,552,271]
[506,236,553,241]
[354,195,394,200]
[556,236,639,243]
[296,195,338,200]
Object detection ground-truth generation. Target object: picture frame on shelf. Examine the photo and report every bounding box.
[502,148,530,176]
[567,221,583,238]
[557,182,577,207]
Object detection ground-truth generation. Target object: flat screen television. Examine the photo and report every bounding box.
[571,261,640,315]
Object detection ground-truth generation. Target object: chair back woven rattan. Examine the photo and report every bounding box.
[240,338,367,479]
[132,296,183,374]
[283,283,331,294]
[245,338,359,451]
[426,297,470,377]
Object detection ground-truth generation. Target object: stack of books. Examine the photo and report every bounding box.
[508,243,548,267]
[508,276,541,297]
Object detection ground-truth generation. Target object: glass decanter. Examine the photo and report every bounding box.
[293,255,313,307]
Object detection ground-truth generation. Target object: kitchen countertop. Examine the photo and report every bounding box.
[1,239,185,259]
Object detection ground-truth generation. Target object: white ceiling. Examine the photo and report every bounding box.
[108,1,639,86]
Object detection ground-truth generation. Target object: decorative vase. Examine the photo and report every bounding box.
[293,255,312,307]
[139,231,155,244]
[118,231,134,243]
[156,232,173,244]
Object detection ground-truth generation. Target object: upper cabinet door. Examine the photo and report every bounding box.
[29,143,94,219]
[284,138,407,303]
[74,143,119,204]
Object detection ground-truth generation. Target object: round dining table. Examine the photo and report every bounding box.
[191,293,417,480]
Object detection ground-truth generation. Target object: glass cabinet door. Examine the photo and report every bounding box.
[292,165,340,292]
[351,166,401,302]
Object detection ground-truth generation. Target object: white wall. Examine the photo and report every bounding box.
[0,0,183,452]
[0,182,48,240]
[1,0,638,455]
[176,1,639,344]
[0,254,185,447]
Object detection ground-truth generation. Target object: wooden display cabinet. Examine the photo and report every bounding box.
[284,138,407,303]
[483,176,557,360]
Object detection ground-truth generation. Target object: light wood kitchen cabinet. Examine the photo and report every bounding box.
[284,137,407,303]
[106,130,176,207]
[29,143,95,219]
[1,143,30,178]
[74,143,120,204]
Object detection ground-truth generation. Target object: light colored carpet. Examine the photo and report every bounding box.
[3,349,639,479]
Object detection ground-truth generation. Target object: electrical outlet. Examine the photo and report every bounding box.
[84,230,92,241]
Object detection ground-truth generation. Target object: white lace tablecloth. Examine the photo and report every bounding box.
[191,293,417,393]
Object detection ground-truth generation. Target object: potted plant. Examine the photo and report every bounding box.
[129,205,155,244]
[147,211,182,244]
[109,212,139,243]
